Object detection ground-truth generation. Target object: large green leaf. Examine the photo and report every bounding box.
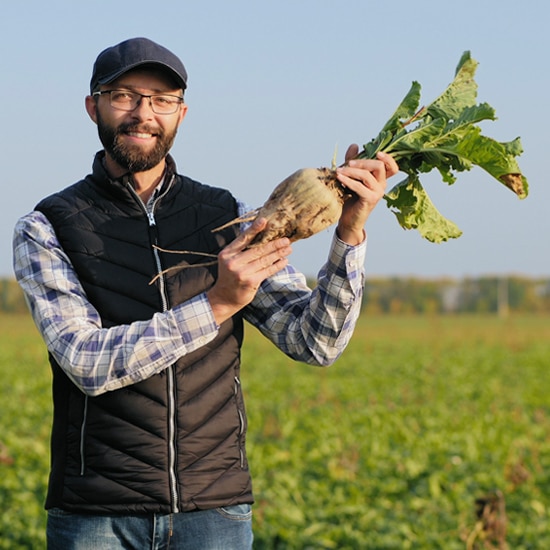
[427,51,479,119]
[454,133,528,198]
[385,176,463,243]
[356,51,528,241]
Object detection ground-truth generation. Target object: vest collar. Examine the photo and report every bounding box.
[90,151,178,201]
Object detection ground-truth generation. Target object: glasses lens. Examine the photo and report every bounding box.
[150,95,182,114]
[109,91,137,111]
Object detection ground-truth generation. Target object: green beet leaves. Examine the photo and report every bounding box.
[358,51,528,243]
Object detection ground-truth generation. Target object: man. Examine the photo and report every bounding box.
[13,37,398,549]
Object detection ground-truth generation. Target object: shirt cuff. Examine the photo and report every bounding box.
[332,230,367,268]
[170,292,219,350]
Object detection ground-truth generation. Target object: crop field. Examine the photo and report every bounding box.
[1,312,550,549]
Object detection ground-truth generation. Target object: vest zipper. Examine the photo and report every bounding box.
[79,395,88,475]
[150,207,180,513]
[127,177,180,513]
[167,366,179,512]
[235,377,246,468]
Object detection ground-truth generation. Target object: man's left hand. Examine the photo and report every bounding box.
[335,144,399,246]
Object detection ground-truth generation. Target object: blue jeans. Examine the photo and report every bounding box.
[47,505,253,550]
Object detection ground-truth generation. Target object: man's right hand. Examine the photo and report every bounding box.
[206,218,292,325]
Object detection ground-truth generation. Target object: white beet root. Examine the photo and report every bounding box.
[248,167,347,246]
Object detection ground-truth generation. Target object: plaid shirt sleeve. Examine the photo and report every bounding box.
[12,211,220,396]
[244,232,366,366]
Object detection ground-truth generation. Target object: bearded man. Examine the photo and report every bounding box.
[12,37,398,549]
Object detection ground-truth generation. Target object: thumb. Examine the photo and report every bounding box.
[230,217,268,251]
[344,143,360,164]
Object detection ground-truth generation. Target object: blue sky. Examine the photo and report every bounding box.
[2,0,548,278]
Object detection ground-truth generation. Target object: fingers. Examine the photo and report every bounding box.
[376,151,399,177]
[237,238,292,279]
[225,217,268,254]
[218,218,292,284]
[342,143,399,176]
[336,161,387,199]
[224,218,290,261]
[345,156,394,181]
[336,148,399,198]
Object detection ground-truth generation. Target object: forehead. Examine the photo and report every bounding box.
[106,66,182,94]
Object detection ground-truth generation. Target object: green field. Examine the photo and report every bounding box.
[1,313,550,549]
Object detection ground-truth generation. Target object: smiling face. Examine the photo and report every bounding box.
[85,67,188,177]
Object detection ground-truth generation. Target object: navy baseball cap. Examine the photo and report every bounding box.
[90,37,188,94]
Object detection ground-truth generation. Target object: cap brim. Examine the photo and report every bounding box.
[95,61,187,91]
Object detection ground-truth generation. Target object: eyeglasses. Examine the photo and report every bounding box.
[93,89,184,115]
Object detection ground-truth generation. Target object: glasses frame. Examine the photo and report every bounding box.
[93,89,184,115]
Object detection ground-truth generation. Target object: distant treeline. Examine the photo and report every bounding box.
[2,276,550,315]
[360,275,550,315]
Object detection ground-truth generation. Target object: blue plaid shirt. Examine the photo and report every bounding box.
[13,202,366,397]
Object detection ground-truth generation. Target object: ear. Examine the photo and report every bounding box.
[85,95,98,124]
[177,103,188,127]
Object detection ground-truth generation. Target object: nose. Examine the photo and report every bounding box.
[131,96,155,119]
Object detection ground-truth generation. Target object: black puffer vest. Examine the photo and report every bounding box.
[36,152,253,514]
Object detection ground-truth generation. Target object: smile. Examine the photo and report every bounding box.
[126,131,155,139]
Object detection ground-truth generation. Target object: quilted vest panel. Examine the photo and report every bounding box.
[37,154,253,513]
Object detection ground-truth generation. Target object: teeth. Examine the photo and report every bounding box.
[128,132,153,139]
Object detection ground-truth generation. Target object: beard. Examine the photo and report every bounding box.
[96,112,178,173]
